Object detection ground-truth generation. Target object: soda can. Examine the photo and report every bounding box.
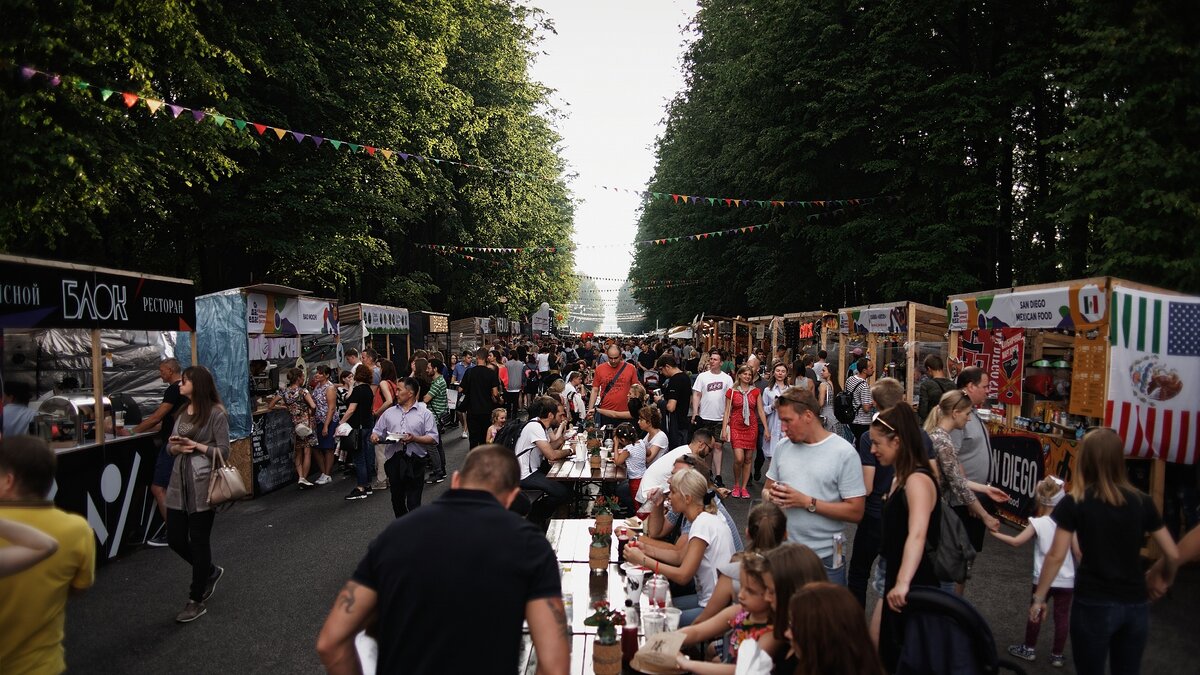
[832,533,845,568]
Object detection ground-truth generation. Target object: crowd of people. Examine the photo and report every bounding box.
[1,333,1198,675]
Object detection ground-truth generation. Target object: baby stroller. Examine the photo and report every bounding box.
[890,587,1029,675]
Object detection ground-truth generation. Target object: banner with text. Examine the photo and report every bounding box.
[361,304,409,335]
[948,283,1108,331]
[957,328,1025,404]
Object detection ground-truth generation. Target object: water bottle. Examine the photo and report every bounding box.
[832,533,845,568]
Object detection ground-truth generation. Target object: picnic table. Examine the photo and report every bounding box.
[546,456,627,516]
[546,518,623,564]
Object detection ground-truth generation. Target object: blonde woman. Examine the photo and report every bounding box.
[623,467,736,627]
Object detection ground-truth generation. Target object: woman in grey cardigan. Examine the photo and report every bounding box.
[166,366,231,623]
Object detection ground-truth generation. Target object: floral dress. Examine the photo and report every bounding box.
[279,386,316,447]
[724,609,771,663]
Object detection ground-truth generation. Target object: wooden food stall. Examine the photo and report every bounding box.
[339,302,409,366]
[188,284,338,497]
[699,315,753,360]
[947,277,1199,531]
[837,301,948,402]
[0,255,196,562]
[410,311,451,358]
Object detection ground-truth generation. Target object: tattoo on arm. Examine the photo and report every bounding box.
[337,581,360,613]
[545,597,570,641]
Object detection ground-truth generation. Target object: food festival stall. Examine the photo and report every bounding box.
[183,284,338,497]
[837,301,948,402]
[410,310,451,358]
[0,255,196,563]
[339,302,409,366]
[699,315,753,360]
[947,278,1199,533]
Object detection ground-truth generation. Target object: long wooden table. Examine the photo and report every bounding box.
[547,457,627,516]
[546,518,623,564]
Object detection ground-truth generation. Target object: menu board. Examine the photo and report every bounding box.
[251,409,297,494]
[1070,332,1107,418]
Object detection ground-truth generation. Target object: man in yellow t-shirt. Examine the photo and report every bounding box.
[0,436,95,675]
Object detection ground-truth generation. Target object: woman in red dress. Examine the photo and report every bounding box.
[723,364,769,499]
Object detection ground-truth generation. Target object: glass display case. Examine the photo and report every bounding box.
[38,393,113,448]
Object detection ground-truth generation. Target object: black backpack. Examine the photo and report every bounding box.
[833,378,867,424]
[493,418,528,451]
[927,499,977,583]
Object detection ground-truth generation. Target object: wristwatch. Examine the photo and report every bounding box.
[807,497,818,513]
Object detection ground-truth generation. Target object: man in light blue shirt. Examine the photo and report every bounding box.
[371,378,439,518]
[2,382,37,439]
[763,387,866,585]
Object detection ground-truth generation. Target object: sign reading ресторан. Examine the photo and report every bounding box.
[0,256,196,331]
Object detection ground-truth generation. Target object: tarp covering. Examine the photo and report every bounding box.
[3,328,178,414]
[194,291,251,439]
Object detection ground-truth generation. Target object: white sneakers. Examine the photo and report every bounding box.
[314,474,332,485]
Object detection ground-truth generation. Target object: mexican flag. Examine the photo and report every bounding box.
[1106,285,1200,464]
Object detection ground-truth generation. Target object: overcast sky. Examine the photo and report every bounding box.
[527,0,698,327]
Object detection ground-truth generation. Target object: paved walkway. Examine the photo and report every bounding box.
[65,433,1197,674]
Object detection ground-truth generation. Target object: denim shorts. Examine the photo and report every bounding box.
[871,558,887,597]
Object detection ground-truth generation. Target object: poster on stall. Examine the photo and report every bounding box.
[1106,286,1200,464]
[948,283,1108,331]
[296,299,337,335]
[841,307,908,334]
[988,434,1045,523]
[958,328,1025,403]
[480,318,492,334]
[1042,435,1080,490]
[246,293,300,335]
[361,304,408,334]
[248,335,300,360]
[1070,332,1107,418]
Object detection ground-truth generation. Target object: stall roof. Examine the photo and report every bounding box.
[782,310,835,320]
[838,300,943,314]
[241,283,312,297]
[0,254,194,285]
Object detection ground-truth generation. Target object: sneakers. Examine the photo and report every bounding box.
[345,487,370,501]
[461,431,468,439]
[298,477,315,489]
[741,487,752,499]
[713,475,725,489]
[425,474,446,485]
[1007,645,1036,662]
[1050,654,1065,668]
[314,474,333,485]
[175,600,207,623]
[370,479,389,491]
[146,525,170,548]
[202,565,224,601]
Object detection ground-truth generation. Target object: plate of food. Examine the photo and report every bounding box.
[623,516,644,530]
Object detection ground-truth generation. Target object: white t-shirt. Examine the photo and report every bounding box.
[536,353,550,373]
[644,430,669,461]
[563,382,584,415]
[623,440,648,479]
[637,445,692,502]
[1031,515,1075,589]
[692,370,733,421]
[765,432,867,560]
[689,511,736,607]
[515,420,549,480]
[812,360,828,383]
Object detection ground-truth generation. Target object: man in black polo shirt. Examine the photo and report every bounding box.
[318,445,569,674]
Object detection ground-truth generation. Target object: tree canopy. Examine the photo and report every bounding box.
[631,0,1200,325]
[0,0,576,317]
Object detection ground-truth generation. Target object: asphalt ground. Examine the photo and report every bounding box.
[65,429,1198,674]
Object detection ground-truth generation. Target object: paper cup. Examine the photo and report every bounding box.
[623,565,646,605]
[664,607,682,632]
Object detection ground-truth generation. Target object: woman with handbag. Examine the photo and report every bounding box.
[165,366,232,624]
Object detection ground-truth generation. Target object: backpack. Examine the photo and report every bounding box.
[833,378,867,424]
[493,418,528,451]
[926,499,977,583]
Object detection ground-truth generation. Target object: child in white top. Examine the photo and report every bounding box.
[990,475,1079,667]
[613,423,649,510]
[485,408,506,444]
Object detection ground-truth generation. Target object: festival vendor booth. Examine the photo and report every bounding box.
[184,284,338,497]
[947,278,1199,533]
[339,302,409,366]
[699,315,754,360]
[450,317,482,355]
[0,255,196,563]
[410,311,450,357]
[837,301,949,403]
[781,311,837,364]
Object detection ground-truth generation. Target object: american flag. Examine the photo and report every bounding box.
[1107,289,1200,465]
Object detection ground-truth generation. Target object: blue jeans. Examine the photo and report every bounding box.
[823,554,847,586]
[354,429,376,488]
[674,593,703,627]
[1070,597,1149,675]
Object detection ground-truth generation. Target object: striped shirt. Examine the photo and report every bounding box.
[427,376,449,417]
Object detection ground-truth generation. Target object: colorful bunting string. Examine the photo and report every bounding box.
[429,249,503,267]
[12,64,904,207]
[415,243,558,254]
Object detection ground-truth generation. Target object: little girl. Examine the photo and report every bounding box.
[676,555,776,673]
[990,475,1077,668]
[612,423,646,510]
[485,408,507,444]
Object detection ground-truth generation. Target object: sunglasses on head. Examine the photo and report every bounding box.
[871,412,895,432]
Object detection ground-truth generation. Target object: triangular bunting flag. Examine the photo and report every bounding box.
[211,114,227,127]
[19,67,36,80]
[398,152,409,161]
[48,75,61,87]
[311,136,323,147]
[272,128,287,140]
[253,123,268,135]
[671,194,680,203]
[100,89,115,101]
[191,110,206,123]
[365,146,376,156]
[381,149,392,160]
[329,139,342,150]
[234,119,248,131]
[349,144,361,152]
[291,131,306,143]
[76,81,90,90]
[168,104,185,118]
[144,99,163,115]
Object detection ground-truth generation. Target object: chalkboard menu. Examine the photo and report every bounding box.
[783,319,800,350]
[251,409,297,495]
